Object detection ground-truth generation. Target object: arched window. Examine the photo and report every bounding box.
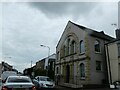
[71,41,76,54]
[80,40,85,54]
[60,49,62,58]
[63,45,66,57]
[57,51,59,61]
[80,63,85,78]
[67,39,70,55]
[73,42,76,53]
[94,40,100,52]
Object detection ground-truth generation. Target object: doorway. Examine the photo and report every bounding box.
[66,65,70,83]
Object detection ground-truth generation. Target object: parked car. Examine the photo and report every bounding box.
[35,76,55,88]
[1,71,17,83]
[1,76,36,90]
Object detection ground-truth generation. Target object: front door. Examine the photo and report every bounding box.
[66,65,70,83]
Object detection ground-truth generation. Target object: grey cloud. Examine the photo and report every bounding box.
[28,2,98,18]
[118,1,120,28]
[2,2,117,72]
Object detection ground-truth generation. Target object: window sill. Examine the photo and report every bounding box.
[60,57,63,59]
[60,57,65,59]
[60,53,77,59]
[80,77,85,80]
[70,53,77,55]
[79,52,85,55]
[95,52,101,54]
[96,70,103,72]
[65,53,77,57]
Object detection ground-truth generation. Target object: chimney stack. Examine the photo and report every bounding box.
[116,29,120,39]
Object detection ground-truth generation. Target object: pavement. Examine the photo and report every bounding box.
[55,85,65,88]
[54,85,120,90]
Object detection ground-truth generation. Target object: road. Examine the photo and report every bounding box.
[0,84,119,90]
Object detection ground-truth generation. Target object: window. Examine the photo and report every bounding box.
[60,49,62,58]
[94,40,100,53]
[67,39,70,55]
[60,50,61,58]
[96,61,102,71]
[80,40,85,54]
[65,46,67,56]
[63,45,65,57]
[71,41,76,54]
[58,52,60,60]
[8,77,31,83]
[57,51,59,61]
[62,45,67,56]
[73,42,76,53]
[80,63,85,78]
[118,43,120,57]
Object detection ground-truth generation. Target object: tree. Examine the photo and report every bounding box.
[34,68,47,77]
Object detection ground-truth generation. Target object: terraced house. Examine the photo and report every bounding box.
[55,21,114,88]
[105,29,120,85]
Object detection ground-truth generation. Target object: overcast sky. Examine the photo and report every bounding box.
[0,1,119,72]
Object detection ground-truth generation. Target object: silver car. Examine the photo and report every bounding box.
[35,76,55,88]
[1,76,36,90]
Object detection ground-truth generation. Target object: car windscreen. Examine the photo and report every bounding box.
[46,78,52,81]
[39,77,52,81]
[7,77,31,83]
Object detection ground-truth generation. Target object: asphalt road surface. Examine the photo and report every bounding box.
[0,85,119,90]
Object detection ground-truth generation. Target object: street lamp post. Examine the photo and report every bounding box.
[40,45,50,76]
[31,60,32,68]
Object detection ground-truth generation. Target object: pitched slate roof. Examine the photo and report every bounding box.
[70,21,115,41]
[56,21,115,48]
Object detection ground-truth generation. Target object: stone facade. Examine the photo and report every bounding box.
[55,21,114,88]
[36,59,45,70]
[36,54,56,70]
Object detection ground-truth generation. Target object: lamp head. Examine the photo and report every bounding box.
[40,45,44,47]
